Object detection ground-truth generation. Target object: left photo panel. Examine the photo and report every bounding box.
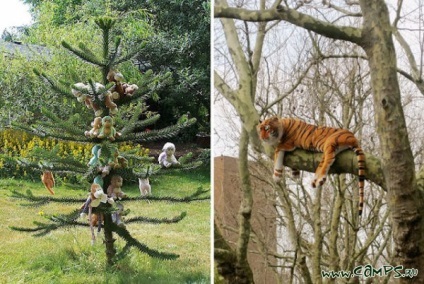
[0,1,211,283]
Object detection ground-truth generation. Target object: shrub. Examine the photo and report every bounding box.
[0,129,149,182]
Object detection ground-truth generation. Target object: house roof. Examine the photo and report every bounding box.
[0,40,50,59]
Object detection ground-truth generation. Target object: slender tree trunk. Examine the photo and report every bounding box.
[102,175,116,266]
[312,186,323,284]
[235,128,255,283]
[104,211,117,266]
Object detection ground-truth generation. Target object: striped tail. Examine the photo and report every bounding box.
[353,147,365,216]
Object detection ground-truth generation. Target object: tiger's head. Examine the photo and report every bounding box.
[257,117,282,146]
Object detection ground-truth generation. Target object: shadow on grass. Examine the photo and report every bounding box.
[109,270,210,284]
[26,240,210,284]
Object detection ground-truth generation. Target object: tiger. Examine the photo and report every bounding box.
[257,116,366,215]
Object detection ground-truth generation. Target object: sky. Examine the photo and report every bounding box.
[0,0,32,35]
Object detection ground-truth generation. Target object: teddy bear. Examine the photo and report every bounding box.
[85,117,102,138]
[107,175,126,200]
[97,116,118,141]
[158,142,180,168]
[92,183,114,207]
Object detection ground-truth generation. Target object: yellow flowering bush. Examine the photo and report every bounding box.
[0,129,150,181]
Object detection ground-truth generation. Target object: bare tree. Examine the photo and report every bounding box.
[214,0,424,283]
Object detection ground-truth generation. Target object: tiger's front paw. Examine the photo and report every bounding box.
[273,174,282,183]
[273,169,283,183]
[312,176,327,188]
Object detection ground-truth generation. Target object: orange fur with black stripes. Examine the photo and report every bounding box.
[257,117,365,215]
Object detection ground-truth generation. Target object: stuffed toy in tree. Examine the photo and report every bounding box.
[107,70,125,98]
[41,171,55,195]
[107,175,126,200]
[104,91,118,115]
[88,144,102,167]
[80,182,114,245]
[122,83,139,97]
[85,117,103,138]
[158,142,180,168]
[111,203,125,227]
[10,16,203,266]
[97,116,119,141]
[139,177,151,196]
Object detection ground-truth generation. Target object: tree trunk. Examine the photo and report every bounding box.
[102,174,117,266]
[235,129,255,284]
[359,0,424,281]
[104,211,117,266]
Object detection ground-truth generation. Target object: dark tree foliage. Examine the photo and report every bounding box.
[135,0,211,138]
[24,0,211,139]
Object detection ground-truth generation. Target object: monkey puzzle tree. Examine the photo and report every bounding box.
[8,16,206,266]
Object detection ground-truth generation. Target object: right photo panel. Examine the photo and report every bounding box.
[213,1,424,283]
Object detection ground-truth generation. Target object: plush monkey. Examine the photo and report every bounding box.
[104,91,118,115]
[80,183,114,244]
[41,171,55,195]
[85,117,102,138]
[107,175,126,200]
[107,70,125,97]
[97,116,117,141]
[158,142,180,168]
[88,144,102,167]
[72,83,103,117]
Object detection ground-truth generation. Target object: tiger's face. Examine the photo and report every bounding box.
[257,117,282,146]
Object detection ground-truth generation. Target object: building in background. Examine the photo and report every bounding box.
[214,156,278,284]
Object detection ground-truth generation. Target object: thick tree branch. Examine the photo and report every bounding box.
[276,148,386,190]
[214,5,363,44]
[214,70,238,105]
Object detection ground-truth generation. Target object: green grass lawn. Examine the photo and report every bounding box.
[0,168,210,284]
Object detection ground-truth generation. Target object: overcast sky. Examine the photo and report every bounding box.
[0,0,32,35]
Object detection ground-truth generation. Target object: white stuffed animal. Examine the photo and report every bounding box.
[138,177,151,196]
[158,142,180,168]
[112,203,125,227]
